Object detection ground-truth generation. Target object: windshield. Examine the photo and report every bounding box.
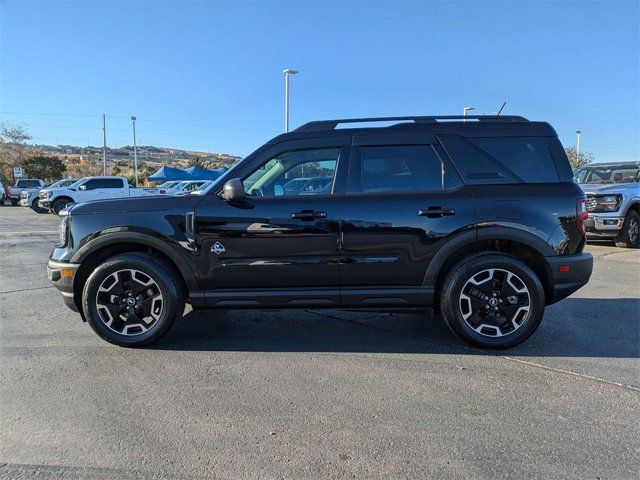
[574,164,640,184]
[48,178,77,188]
[16,180,41,188]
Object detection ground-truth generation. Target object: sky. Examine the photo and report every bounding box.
[1,0,638,161]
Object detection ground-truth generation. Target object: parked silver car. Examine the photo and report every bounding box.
[575,161,640,248]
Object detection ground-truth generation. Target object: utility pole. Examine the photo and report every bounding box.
[131,116,139,187]
[576,130,582,163]
[283,68,298,132]
[463,106,475,121]
[102,114,107,175]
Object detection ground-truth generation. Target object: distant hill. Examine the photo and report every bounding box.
[27,143,242,170]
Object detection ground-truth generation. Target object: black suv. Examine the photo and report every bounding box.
[48,115,593,349]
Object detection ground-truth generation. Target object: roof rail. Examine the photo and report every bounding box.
[294,115,529,132]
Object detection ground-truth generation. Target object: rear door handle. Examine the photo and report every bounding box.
[291,210,328,221]
[418,206,456,218]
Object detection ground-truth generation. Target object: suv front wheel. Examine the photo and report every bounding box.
[614,210,640,248]
[439,252,545,349]
[82,253,185,347]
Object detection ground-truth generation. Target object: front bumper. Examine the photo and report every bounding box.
[39,197,52,207]
[545,253,593,304]
[48,259,81,312]
[19,196,31,207]
[585,214,624,238]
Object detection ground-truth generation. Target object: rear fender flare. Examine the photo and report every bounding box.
[423,225,554,286]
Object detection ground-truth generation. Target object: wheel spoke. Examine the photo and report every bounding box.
[459,268,531,339]
[95,268,164,337]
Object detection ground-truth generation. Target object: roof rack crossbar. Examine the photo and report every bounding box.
[295,115,529,132]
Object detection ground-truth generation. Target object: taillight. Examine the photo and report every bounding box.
[576,198,588,236]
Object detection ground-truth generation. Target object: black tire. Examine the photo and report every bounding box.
[439,252,545,349]
[82,253,185,347]
[31,198,46,213]
[52,198,71,215]
[614,210,640,248]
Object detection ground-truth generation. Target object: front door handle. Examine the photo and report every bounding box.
[418,206,456,218]
[291,210,328,221]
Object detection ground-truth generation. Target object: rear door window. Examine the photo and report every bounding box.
[102,178,125,188]
[348,145,461,194]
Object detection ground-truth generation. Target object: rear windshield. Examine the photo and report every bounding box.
[16,180,41,188]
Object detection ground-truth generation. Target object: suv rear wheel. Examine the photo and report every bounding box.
[439,252,545,349]
[82,253,185,347]
[614,210,639,248]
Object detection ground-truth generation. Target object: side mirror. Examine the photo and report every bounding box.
[79,185,87,191]
[222,178,245,202]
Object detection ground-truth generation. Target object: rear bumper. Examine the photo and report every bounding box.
[545,253,593,304]
[47,259,80,312]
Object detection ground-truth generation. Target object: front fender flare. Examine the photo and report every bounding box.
[70,231,199,292]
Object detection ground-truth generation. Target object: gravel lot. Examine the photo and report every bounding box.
[1,205,638,479]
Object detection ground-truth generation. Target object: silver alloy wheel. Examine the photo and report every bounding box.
[459,268,531,338]
[95,269,164,336]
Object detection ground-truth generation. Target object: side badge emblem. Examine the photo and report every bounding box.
[211,242,226,255]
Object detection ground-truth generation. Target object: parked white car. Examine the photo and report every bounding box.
[169,180,212,195]
[19,178,80,213]
[40,176,159,214]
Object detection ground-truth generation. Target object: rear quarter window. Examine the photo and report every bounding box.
[438,135,560,184]
[471,137,559,183]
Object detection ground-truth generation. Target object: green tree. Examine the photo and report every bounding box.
[187,156,206,168]
[111,165,122,176]
[565,146,594,169]
[22,152,67,182]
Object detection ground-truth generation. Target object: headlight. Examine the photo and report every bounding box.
[597,194,622,212]
[20,191,29,199]
[57,216,69,246]
[41,191,51,199]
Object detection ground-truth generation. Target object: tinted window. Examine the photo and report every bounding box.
[243,148,339,197]
[103,178,124,188]
[17,180,40,188]
[83,179,102,190]
[470,137,559,183]
[349,145,460,193]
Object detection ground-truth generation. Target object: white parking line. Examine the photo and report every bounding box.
[0,230,58,235]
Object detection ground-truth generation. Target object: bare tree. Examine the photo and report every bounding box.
[0,122,32,182]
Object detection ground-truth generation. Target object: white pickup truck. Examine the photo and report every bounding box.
[39,176,159,214]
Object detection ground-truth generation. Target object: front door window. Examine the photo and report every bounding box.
[243,148,339,197]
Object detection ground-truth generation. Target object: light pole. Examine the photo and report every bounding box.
[463,106,475,121]
[283,68,298,132]
[102,114,107,175]
[131,116,139,187]
[576,130,582,163]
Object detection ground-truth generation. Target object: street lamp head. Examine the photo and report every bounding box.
[131,116,137,121]
[283,69,298,75]
[463,106,476,112]
[576,130,581,134]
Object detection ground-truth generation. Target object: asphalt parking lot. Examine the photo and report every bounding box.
[0,205,638,479]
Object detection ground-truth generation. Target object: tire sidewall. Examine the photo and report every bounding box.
[82,255,180,347]
[622,211,640,248]
[53,199,69,215]
[441,254,545,349]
